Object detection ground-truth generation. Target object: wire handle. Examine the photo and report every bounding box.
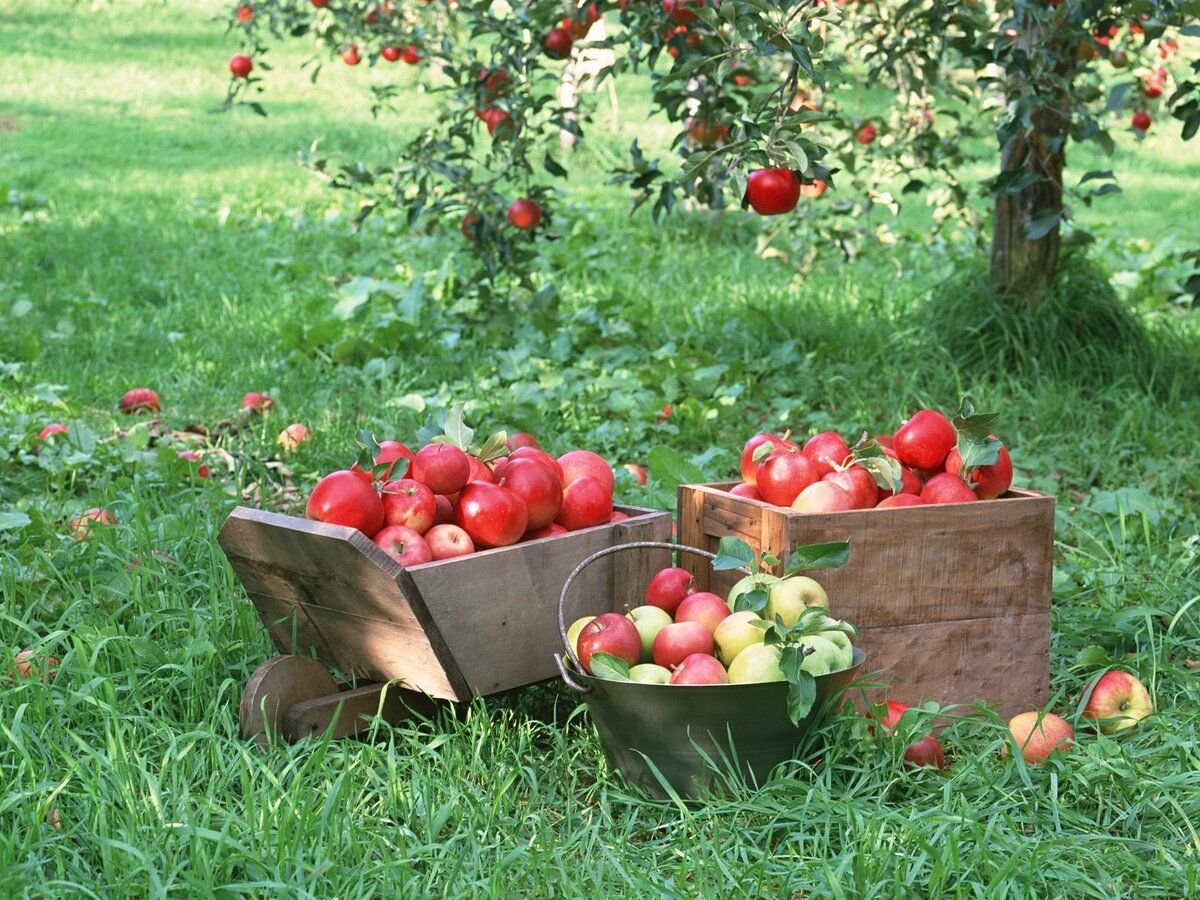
[555,540,751,694]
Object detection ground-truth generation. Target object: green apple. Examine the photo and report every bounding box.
[727,643,786,683]
[629,663,672,684]
[566,616,596,657]
[725,572,781,612]
[819,630,854,669]
[764,575,829,628]
[712,610,768,666]
[626,605,674,663]
[798,634,845,676]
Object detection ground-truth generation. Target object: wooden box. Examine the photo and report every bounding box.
[677,484,1055,718]
[218,505,672,702]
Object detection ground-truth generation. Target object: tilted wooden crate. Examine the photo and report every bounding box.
[219,504,672,703]
[677,484,1054,718]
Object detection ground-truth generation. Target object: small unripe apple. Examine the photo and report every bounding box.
[764,575,829,627]
[727,643,785,683]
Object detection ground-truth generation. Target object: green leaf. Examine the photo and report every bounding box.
[646,445,704,487]
[433,404,473,451]
[952,399,1000,441]
[955,435,1002,473]
[729,573,778,613]
[356,430,382,458]
[1023,209,1061,241]
[476,431,508,463]
[589,653,631,682]
[783,541,850,574]
[1074,645,1111,668]
[712,536,756,571]
[777,647,818,725]
[0,512,31,532]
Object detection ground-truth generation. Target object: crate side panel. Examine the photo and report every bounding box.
[410,510,672,696]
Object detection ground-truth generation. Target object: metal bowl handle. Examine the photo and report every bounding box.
[556,541,750,693]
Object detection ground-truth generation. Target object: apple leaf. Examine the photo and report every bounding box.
[476,430,509,463]
[783,540,850,574]
[437,405,474,451]
[647,445,705,488]
[856,453,902,492]
[589,653,631,682]
[415,409,447,447]
[952,398,1000,441]
[712,536,756,571]
[750,441,777,465]
[955,434,1002,474]
[778,647,818,724]
[356,429,382,458]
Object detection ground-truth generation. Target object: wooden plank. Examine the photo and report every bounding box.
[409,509,672,696]
[282,682,442,742]
[851,613,1051,720]
[612,509,674,608]
[217,507,466,700]
[676,485,712,593]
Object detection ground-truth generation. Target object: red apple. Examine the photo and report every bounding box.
[37,423,68,442]
[495,446,563,483]
[557,449,614,493]
[577,613,642,673]
[68,507,116,541]
[454,481,529,548]
[424,523,475,560]
[177,450,209,478]
[522,522,569,541]
[622,463,647,486]
[663,0,703,26]
[855,122,877,145]
[945,439,1013,500]
[791,481,857,513]
[400,44,421,64]
[669,653,728,685]
[867,700,911,734]
[240,391,274,411]
[507,198,542,230]
[380,45,401,62]
[1081,670,1153,733]
[507,432,539,450]
[498,458,563,530]
[11,649,59,681]
[342,44,361,66]
[432,494,454,526]
[821,465,878,509]
[465,454,495,484]
[381,478,437,533]
[745,168,800,216]
[1131,111,1152,131]
[674,591,732,634]
[373,525,433,566]
[729,483,763,501]
[903,735,947,770]
[555,475,612,531]
[1005,711,1074,764]
[306,470,385,535]
[800,179,828,199]
[278,423,310,451]
[876,493,925,508]
[228,54,253,78]
[801,431,852,477]
[920,472,978,505]
[608,511,629,522]
[756,449,819,506]
[739,432,792,483]
[542,26,574,59]
[653,621,715,669]
[645,566,696,616]
[119,388,161,414]
[410,444,471,495]
[893,409,957,473]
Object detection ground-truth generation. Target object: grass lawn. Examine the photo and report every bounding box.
[2,1,1199,896]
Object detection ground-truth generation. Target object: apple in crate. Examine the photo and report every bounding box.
[454,482,528,548]
[577,613,642,674]
[792,481,856,513]
[756,449,819,506]
[740,433,792,483]
[1005,711,1073,764]
[921,472,978,505]
[764,575,829,627]
[381,478,436,532]
[557,449,614,493]
[372,525,432,566]
[555,475,612,530]
[424,523,474,560]
[674,591,732,634]
[669,653,728,685]
[410,444,471,495]
[713,610,767,665]
[801,431,852,477]
[946,439,1013,500]
[653,621,714,669]
[306,470,385,536]
[644,566,696,616]
[498,458,562,530]
[627,606,673,662]
[893,409,956,473]
[1081,670,1153,733]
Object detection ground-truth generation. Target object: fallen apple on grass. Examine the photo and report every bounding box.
[10,649,59,682]
[278,423,310,451]
[1005,711,1074,764]
[119,388,161,414]
[1081,670,1153,734]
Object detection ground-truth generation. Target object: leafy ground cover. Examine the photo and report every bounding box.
[1,1,1198,896]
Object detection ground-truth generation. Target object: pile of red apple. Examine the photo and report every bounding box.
[732,404,1014,513]
[305,433,624,565]
[566,565,856,686]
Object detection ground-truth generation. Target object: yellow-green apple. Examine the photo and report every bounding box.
[817,629,854,669]
[372,525,433,566]
[674,591,732,634]
[644,566,696,616]
[577,613,642,674]
[1081,670,1153,733]
[727,643,786,683]
[1005,711,1074,764]
[629,663,672,684]
[726,572,780,612]
[652,621,714,669]
[791,481,856,514]
[626,605,673,662]
[765,575,829,627]
[798,635,846,675]
[903,735,946,769]
[424,523,474,560]
[713,610,767,665]
[669,653,728,685]
[411,444,471,495]
[381,478,437,533]
[278,423,310,451]
[566,615,596,656]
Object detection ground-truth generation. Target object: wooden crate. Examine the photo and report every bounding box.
[219,505,672,702]
[677,483,1054,718]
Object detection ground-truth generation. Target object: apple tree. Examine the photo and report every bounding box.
[222,1,1200,309]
